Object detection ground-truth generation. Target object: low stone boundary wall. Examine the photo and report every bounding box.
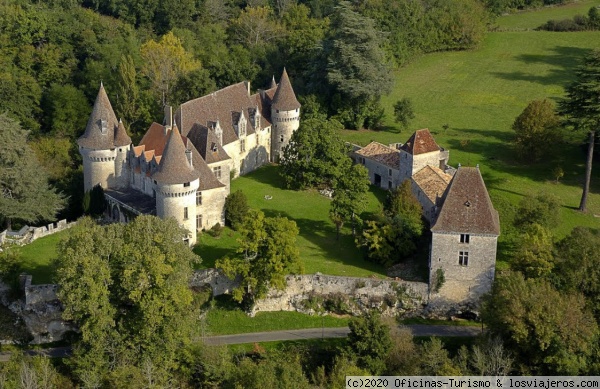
[251,274,429,317]
[0,219,76,246]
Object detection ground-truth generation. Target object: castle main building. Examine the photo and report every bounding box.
[78,69,300,245]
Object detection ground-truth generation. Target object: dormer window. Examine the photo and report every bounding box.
[211,143,218,152]
[101,120,107,134]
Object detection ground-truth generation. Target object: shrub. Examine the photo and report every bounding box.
[208,222,223,237]
[224,190,249,230]
[514,192,560,229]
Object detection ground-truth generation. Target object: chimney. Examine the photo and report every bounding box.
[244,81,250,96]
[164,106,173,128]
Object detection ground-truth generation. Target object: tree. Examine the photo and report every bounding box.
[329,164,370,239]
[41,83,91,138]
[54,216,200,383]
[82,184,107,217]
[280,117,349,189]
[0,114,65,230]
[346,311,392,375]
[555,227,600,320]
[216,210,301,303]
[393,98,415,130]
[224,190,249,230]
[115,54,150,137]
[229,6,283,49]
[512,99,561,162]
[140,31,200,106]
[512,223,554,279]
[513,192,560,229]
[558,49,600,212]
[482,271,598,374]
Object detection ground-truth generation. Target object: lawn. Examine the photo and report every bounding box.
[203,296,350,335]
[14,230,70,284]
[195,165,389,278]
[494,0,600,30]
[339,17,600,263]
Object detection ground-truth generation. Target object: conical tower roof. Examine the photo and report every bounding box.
[78,83,119,150]
[271,68,300,111]
[270,75,277,89]
[152,124,200,185]
[114,118,132,147]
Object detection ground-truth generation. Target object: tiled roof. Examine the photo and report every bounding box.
[188,143,225,191]
[431,167,500,235]
[401,129,441,155]
[175,82,260,146]
[356,142,400,168]
[412,165,452,204]
[186,123,231,164]
[78,84,119,150]
[114,119,132,147]
[271,68,300,111]
[152,124,200,185]
[139,122,169,156]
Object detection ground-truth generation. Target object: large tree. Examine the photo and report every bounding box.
[330,163,370,239]
[513,99,561,162]
[559,49,600,212]
[54,216,200,384]
[280,117,350,190]
[0,114,65,230]
[217,210,301,303]
[482,271,598,375]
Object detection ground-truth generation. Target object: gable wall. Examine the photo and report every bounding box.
[429,232,497,302]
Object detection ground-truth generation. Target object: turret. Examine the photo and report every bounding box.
[270,68,301,162]
[78,83,131,191]
[152,124,200,245]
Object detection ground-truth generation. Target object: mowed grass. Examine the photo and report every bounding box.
[204,298,350,336]
[14,230,70,284]
[196,165,388,277]
[340,20,600,261]
[495,0,600,30]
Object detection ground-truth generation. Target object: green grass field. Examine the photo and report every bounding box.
[195,165,389,277]
[13,230,70,284]
[339,11,600,264]
[495,0,600,30]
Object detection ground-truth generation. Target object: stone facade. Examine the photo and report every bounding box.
[79,70,300,244]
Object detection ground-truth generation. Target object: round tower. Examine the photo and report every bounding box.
[78,83,121,192]
[270,68,301,163]
[113,119,132,188]
[152,125,200,245]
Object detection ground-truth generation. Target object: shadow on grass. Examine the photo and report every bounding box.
[239,164,286,188]
[261,208,387,275]
[490,45,593,87]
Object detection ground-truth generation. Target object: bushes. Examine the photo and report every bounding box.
[537,7,600,31]
[224,190,249,230]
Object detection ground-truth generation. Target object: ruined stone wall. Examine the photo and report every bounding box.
[1,219,76,246]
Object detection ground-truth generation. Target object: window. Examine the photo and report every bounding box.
[460,234,470,244]
[184,182,190,187]
[196,214,202,230]
[213,166,222,179]
[196,191,202,205]
[459,251,469,266]
[388,168,392,176]
[184,207,189,220]
[280,135,284,143]
[240,139,246,152]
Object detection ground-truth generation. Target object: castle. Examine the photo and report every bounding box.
[78,69,300,245]
[352,129,500,302]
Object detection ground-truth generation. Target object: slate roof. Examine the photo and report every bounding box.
[105,188,156,215]
[401,129,441,155]
[175,82,261,146]
[431,167,500,235]
[78,84,120,150]
[271,68,301,111]
[355,142,401,169]
[412,165,452,204]
[114,119,132,147]
[186,123,231,164]
[152,124,200,185]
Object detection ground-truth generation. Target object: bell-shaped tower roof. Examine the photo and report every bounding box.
[271,68,300,111]
[78,83,119,150]
[152,124,200,185]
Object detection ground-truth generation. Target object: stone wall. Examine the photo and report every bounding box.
[251,274,429,317]
[0,219,76,246]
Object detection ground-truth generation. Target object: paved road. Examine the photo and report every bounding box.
[0,325,482,361]
[200,324,482,345]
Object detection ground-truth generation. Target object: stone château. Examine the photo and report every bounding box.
[78,69,300,245]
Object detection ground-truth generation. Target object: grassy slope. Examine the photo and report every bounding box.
[340,10,600,265]
[496,0,600,30]
[196,165,388,277]
[14,230,70,284]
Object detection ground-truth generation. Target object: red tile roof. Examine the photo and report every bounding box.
[431,167,500,235]
[401,129,441,155]
[412,165,452,204]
